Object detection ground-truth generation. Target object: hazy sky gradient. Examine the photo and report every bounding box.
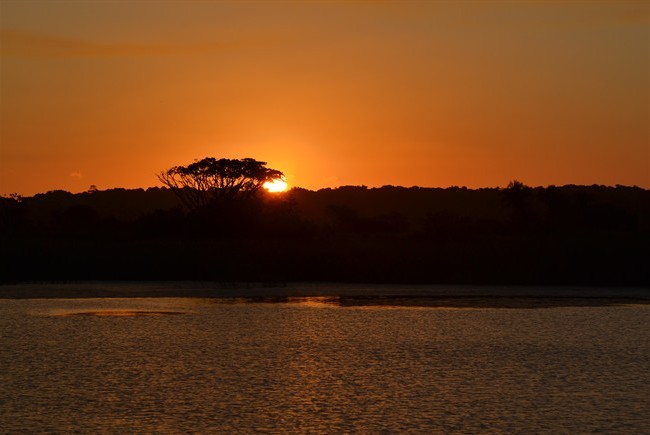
[1,1,648,195]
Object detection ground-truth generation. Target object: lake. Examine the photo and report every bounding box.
[1,285,649,433]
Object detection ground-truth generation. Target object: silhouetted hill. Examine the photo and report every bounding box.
[1,184,648,285]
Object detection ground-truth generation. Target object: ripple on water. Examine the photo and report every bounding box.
[1,296,649,433]
[53,310,186,317]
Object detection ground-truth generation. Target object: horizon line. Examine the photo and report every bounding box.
[4,182,648,199]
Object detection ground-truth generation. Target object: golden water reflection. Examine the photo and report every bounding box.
[2,297,649,433]
[56,310,186,317]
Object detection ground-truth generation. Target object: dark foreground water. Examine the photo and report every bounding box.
[1,293,649,433]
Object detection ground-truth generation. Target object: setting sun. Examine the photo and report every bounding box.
[263,179,288,193]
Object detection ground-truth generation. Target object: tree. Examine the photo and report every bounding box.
[502,180,530,209]
[501,180,533,226]
[157,157,284,210]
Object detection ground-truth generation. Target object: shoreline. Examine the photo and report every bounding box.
[1,281,648,308]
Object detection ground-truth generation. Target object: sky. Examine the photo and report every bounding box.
[1,0,648,195]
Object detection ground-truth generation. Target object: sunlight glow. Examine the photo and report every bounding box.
[263,178,288,192]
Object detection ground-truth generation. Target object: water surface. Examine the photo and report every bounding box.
[1,295,649,433]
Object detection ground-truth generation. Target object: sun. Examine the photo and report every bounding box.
[263,178,288,193]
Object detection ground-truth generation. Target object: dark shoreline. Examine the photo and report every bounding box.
[1,281,648,308]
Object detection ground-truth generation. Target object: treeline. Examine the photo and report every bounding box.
[1,184,648,285]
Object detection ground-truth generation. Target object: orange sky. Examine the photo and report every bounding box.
[1,1,648,196]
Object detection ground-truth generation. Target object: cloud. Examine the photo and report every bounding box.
[324,176,342,186]
[69,171,83,179]
[0,29,254,58]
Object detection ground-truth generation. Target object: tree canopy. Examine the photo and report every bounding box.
[157,157,284,210]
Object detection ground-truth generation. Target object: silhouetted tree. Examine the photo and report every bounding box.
[501,180,534,226]
[157,157,284,210]
[0,194,29,236]
[502,180,530,208]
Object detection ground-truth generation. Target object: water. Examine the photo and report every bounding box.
[1,294,649,433]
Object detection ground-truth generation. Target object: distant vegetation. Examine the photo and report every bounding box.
[1,182,648,285]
